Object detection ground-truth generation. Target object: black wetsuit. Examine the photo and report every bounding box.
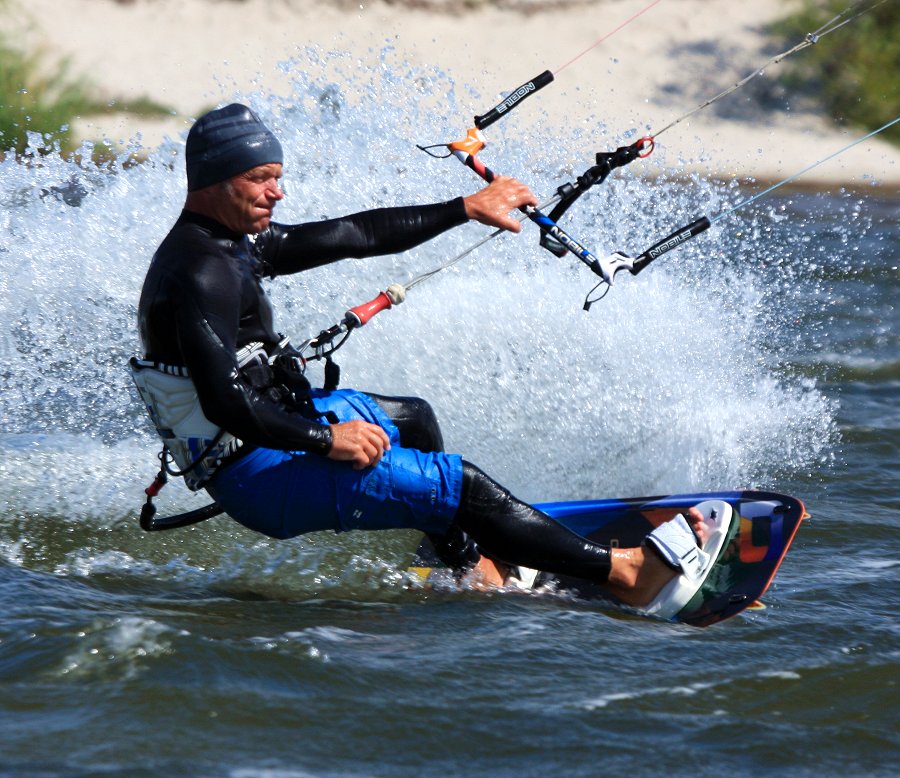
[139,203,613,582]
[139,202,469,453]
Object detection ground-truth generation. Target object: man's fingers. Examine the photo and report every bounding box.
[463,176,538,232]
[354,432,386,470]
[329,421,391,469]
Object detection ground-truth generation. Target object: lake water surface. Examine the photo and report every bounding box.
[0,56,897,776]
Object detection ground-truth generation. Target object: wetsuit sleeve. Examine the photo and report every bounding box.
[257,198,469,275]
[173,259,333,454]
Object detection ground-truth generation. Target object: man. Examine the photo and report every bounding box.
[134,103,710,610]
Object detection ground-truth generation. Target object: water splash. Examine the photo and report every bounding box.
[0,49,838,551]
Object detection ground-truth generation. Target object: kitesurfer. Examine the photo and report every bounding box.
[134,103,709,607]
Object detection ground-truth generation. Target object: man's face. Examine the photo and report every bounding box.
[217,163,284,234]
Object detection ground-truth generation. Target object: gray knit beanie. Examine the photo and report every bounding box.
[185,103,283,191]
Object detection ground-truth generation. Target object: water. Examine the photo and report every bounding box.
[1,54,897,776]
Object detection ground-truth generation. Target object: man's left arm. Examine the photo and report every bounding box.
[258,198,468,275]
[258,177,537,275]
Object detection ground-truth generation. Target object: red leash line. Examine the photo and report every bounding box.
[554,0,664,75]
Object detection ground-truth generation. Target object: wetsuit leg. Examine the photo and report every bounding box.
[367,394,444,453]
[454,461,613,583]
[368,393,481,571]
[364,396,609,580]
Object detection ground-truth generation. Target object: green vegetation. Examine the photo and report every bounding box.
[771,0,899,145]
[0,31,173,160]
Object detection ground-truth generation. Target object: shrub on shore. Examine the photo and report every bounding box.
[0,31,173,161]
[772,0,899,144]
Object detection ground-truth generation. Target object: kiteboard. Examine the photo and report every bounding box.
[408,490,807,627]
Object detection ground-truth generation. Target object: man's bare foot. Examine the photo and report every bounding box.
[684,507,711,546]
[604,508,711,608]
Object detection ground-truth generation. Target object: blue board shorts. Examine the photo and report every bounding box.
[206,389,463,539]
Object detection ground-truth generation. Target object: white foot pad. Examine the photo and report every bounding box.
[645,512,711,580]
[640,500,733,620]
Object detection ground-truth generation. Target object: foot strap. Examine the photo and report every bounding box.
[645,513,711,581]
[640,500,733,620]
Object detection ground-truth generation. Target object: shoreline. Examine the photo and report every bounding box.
[2,0,899,189]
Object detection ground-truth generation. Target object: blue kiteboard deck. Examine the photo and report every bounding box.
[409,490,807,627]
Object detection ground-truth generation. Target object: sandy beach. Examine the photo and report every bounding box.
[2,0,898,187]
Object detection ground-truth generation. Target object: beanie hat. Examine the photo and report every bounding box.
[185,103,283,191]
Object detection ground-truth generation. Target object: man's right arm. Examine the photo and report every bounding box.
[173,270,334,455]
[182,311,390,467]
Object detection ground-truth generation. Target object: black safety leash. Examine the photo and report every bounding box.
[136,286,408,531]
[139,449,225,532]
